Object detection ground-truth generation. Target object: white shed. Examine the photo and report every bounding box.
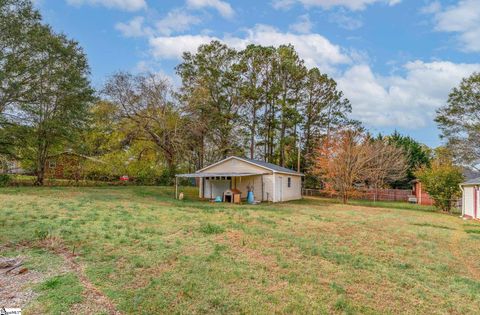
[460,178,480,219]
[176,156,304,203]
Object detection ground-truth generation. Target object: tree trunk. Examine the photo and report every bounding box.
[250,108,256,159]
[34,137,48,186]
[165,156,176,185]
[280,123,286,167]
[35,168,44,186]
[199,133,205,170]
[342,191,348,204]
[279,88,287,167]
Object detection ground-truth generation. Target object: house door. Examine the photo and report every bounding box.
[276,176,283,202]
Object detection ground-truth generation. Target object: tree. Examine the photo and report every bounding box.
[0,0,42,115]
[237,45,272,159]
[302,68,352,187]
[436,72,480,168]
[0,0,43,157]
[384,131,431,188]
[3,18,93,185]
[313,128,372,203]
[176,41,243,166]
[276,45,306,167]
[367,138,408,201]
[415,147,464,212]
[103,72,185,182]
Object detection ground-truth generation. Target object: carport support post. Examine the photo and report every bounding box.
[175,176,178,199]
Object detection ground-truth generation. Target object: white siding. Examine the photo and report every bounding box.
[196,157,303,203]
[274,173,302,202]
[202,158,268,174]
[464,186,475,217]
[263,174,275,202]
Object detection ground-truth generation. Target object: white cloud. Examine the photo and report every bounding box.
[115,9,202,38]
[138,19,480,131]
[337,61,480,128]
[428,0,480,52]
[329,9,363,30]
[420,1,441,14]
[149,34,218,60]
[289,14,313,34]
[155,9,202,36]
[115,16,152,37]
[66,0,146,11]
[148,25,350,71]
[186,0,234,18]
[272,0,401,11]
[133,60,180,85]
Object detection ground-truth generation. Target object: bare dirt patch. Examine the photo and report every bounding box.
[0,256,46,309]
[1,238,122,314]
[39,237,122,315]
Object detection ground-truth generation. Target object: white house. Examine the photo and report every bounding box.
[460,177,480,219]
[176,156,303,203]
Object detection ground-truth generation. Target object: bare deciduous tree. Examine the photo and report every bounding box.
[313,129,373,203]
[313,129,407,203]
[103,72,185,181]
[367,139,408,201]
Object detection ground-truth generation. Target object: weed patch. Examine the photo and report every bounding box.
[199,223,225,234]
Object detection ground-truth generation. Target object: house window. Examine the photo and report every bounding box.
[49,160,56,168]
[288,177,291,188]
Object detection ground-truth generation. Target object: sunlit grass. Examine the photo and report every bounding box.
[1,186,479,314]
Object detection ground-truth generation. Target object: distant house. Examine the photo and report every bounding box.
[1,159,25,175]
[411,180,435,206]
[45,152,103,180]
[460,177,480,219]
[176,156,303,203]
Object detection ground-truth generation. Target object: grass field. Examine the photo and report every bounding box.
[1,186,480,314]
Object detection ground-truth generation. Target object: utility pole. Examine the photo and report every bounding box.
[297,134,301,173]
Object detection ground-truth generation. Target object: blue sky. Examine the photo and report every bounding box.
[34,0,480,147]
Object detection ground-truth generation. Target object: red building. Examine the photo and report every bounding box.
[412,180,434,206]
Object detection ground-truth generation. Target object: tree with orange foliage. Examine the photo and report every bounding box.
[313,129,373,203]
[312,129,407,203]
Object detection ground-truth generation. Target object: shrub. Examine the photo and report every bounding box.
[415,148,463,212]
[0,174,11,186]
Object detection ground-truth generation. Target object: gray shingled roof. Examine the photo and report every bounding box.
[240,157,303,175]
[462,176,480,185]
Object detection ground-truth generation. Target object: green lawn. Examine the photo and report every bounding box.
[1,186,479,314]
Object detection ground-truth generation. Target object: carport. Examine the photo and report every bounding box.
[175,172,268,201]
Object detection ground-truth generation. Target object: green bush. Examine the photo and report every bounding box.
[0,174,11,186]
